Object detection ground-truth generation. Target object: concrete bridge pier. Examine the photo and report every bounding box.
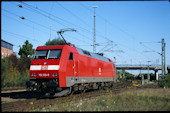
[155,70,159,81]
[119,70,125,79]
[122,69,125,79]
[142,74,144,85]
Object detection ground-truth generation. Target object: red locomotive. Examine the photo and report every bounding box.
[26,29,116,97]
[26,44,116,97]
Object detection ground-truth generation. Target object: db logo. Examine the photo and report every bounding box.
[41,65,48,70]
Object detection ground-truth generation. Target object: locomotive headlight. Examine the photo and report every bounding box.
[52,73,58,77]
[34,73,37,77]
[31,73,36,77]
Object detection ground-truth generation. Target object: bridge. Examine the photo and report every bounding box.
[115,64,162,71]
[115,64,170,80]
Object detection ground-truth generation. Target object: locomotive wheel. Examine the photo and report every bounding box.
[103,86,109,90]
[81,86,88,94]
[98,85,103,90]
[80,89,86,94]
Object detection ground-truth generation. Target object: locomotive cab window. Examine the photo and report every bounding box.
[33,49,62,59]
[48,50,62,59]
[69,52,73,60]
[34,50,48,59]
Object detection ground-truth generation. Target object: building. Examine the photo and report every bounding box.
[1,40,14,58]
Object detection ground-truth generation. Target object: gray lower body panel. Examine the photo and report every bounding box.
[66,77,114,87]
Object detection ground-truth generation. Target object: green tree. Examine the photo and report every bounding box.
[125,71,135,80]
[18,40,35,58]
[45,38,65,45]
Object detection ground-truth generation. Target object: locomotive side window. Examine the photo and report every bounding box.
[69,52,73,60]
[108,58,112,62]
[82,50,91,56]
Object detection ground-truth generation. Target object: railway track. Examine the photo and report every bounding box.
[2,81,157,112]
[2,87,26,91]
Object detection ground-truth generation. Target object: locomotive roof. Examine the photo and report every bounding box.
[36,45,65,50]
[36,45,112,63]
[76,47,112,63]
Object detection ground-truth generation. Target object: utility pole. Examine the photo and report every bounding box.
[92,6,98,53]
[141,38,166,79]
[162,38,166,77]
[147,61,151,83]
[114,57,117,82]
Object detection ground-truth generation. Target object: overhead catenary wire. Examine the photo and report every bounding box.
[18,1,116,43]
[2,29,44,45]
[2,2,159,65]
[9,1,105,48]
[18,2,94,42]
[140,42,161,55]
[2,8,57,38]
[2,8,55,32]
[18,2,70,28]
[79,2,156,62]
[2,8,92,46]
[2,14,55,38]
[79,3,142,45]
[56,2,92,29]
[79,2,141,43]
[19,2,93,34]
[2,3,134,56]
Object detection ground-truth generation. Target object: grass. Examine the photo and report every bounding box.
[38,88,170,111]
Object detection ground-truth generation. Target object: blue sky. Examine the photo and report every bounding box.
[1,1,170,74]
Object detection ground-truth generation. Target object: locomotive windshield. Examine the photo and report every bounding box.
[33,49,62,59]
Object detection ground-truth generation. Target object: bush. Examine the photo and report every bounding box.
[158,74,170,88]
[1,57,11,87]
[1,68,29,88]
[1,55,30,88]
